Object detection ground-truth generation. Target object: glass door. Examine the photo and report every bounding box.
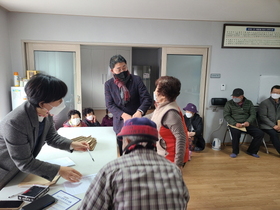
[161,47,208,117]
[25,43,82,129]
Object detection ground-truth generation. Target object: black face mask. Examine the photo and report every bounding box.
[115,71,128,81]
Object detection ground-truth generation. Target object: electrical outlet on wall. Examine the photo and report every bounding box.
[219,118,223,124]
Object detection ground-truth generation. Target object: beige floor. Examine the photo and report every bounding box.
[184,143,280,210]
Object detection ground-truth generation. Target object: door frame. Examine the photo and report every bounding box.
[25,43,82,112]
[24,42,210,117]
[161,47,209,117]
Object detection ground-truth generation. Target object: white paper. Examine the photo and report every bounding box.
[46,157,75,167]
[63,174,96,195]
[49,190,81,210]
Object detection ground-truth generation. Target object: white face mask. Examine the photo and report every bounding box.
[71,118,81,126]
[153,91,157,102]
[271,93,280,99]
[232,97,241,103]
[48,99,66,116]
[185,112,193,118]
[108,113,113,118]
[86,115,94,121]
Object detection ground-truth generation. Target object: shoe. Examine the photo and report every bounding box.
[247,152,260,158]
[194,147,203,152]
[230,153,237,158]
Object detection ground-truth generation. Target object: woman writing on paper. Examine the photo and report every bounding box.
[0,74,89,190]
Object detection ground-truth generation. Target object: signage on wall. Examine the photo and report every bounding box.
[210,73,221,78]
[222,24,280,49]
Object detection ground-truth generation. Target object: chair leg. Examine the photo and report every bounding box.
[262,139,269,154]
[223,128,229,146]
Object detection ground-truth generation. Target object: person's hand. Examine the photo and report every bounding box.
[121,113,132,122]
[189,136,194,141]
[71,141,89,151]
[236,123,243,128]
[273,125,280,131]
[132,110,142,118]
[93,115,97,123]
[189,132,195,137]
[59,166,82,182]
[243,122,250,127]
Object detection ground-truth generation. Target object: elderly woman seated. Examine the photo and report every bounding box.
[63,110,87,127]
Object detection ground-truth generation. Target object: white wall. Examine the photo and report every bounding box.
[0,7,12,119]
[6,12,280,142]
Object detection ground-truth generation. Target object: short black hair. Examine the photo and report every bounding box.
[68,109,81,119]
[83,108,94,117]
[25,73,67,107]
[109,55,127,69]
[155,76,181,102]
[271,85,280,92]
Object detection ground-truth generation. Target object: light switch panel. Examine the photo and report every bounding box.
[221,84,226,91]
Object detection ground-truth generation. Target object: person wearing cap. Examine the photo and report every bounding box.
[146,76,189,168]
[78,118,190,210]
[105,55,153,156]
[223,88,264,158]
[183,103,205,151]
[258,85,280,154]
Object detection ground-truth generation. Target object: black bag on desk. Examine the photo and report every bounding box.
[22,194,56,210]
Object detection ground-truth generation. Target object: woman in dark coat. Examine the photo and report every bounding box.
[183,103,205,151]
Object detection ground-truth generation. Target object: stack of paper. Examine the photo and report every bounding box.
[228,124,247,132]
[71,136,97,151]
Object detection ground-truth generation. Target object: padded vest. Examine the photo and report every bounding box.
[151,101,189,163]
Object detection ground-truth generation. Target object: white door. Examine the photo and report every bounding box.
[25,43,82,129]
[161,47,209,116]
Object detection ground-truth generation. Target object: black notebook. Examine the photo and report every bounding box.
[22,194,56,210]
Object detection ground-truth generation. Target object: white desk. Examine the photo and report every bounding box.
[0,127,117,209]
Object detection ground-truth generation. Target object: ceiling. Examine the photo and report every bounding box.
[0,0,280,23]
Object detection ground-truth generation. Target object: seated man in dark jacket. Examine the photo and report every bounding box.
[223,88,264,158]
[183,103,205,151]
[259,85,280,154]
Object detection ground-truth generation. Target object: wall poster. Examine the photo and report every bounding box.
[222,24,280,49]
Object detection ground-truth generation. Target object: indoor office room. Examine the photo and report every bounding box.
[0,0,280,209]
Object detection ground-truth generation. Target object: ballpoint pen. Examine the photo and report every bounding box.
[87,148,95,162]
[8,190,26,198]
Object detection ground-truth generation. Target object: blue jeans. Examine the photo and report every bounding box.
[229,125,264,155]
[262,129,280,154]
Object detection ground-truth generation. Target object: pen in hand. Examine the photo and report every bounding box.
[87,148,95,162]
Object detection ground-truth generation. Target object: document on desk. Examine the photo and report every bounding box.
[46,157,75,167]
[49,190,81,210]
[63,174,97,195]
